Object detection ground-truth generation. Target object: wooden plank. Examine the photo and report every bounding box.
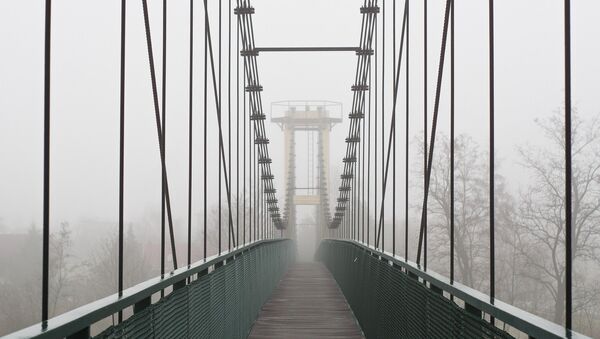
[248,262,364,339]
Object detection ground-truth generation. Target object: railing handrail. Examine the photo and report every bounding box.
[324,239,590,339]
[2,239,291,339]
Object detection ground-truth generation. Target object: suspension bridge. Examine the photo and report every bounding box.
[1,0,591,338]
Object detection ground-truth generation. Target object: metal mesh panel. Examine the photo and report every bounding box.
[188,273,211,338]
[95,240,293,339]
[317,240,513,339]
[154,286,189,338]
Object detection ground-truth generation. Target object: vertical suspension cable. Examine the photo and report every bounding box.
[257,140,260,239]
[258,167,261,240]
[488,0,496,318]
[392,0,396,256]
[255,139,258,240]
[253,128,256,240]
[357,123,361,242]
[260,151,263,239]
[187,0,194,267]
[203,5,208,259]
[382,0,386,251]
[564,0,573,330]
[356,153,359,241]
[236,0,240,247]
[271,204,273,239]
[272,195,274,238]
[228,0,232,251]
[42,0,51,324]
[405,0,409,261]
[271,207,273,239]
[343,195,346,239]
[252,129,255,240]
[367,0,377,245]
[342,204,345,239]
[118,0,126,323]
[264,190,267,239]
[362,92,366,243]
[350,132,353,240]
[349,192,352,239]
[264,180,266,239]
[367,55,372,246]
[450,0,455,284]
[161,0,167,279]
[423,0,428,269]
[352,151,360,241]
[347,197,350,239]
[262,173,265,239]
[218,0,222,255]
[243,56,247,245]
[249,83,252,242]
[353,156,357,240]
[374,15,378,247]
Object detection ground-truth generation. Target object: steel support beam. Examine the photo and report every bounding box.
[255,46,359,53]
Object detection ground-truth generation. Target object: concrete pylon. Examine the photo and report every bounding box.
[272,101,341,241]
[282,125,296,239]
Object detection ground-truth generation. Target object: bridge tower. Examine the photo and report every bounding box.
[272,101,342,243]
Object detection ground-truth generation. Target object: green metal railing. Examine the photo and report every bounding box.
[317,239,589,339]
[4,239,294,339]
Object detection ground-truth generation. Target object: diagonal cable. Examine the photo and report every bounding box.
[375,0,409,248]
[416,0,453,265]
[203,0,237,247]
[141,0,179,269]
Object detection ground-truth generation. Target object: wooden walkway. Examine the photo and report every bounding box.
[248,262,364,339]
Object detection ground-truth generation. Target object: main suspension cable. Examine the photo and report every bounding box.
[142,0,178,270]
[329,0,379,231]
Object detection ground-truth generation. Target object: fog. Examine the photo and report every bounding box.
[1,0,599,336]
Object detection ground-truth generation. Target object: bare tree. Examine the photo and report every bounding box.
[517,108,600,325]
[204,194,261,254]
[418,134,517,290]
[0,222,76,335]
[49,222,76,317]
[86,225,152,300]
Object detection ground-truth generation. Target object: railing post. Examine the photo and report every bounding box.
[173,278,186,290]
[430,283,443,295]
[133,297,151,314]
[198,267,209,279]
[465,302,482,318]
[66,326,90,339]
[408,271,419,280]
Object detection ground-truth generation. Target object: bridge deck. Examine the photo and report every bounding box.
[248,262,364,339]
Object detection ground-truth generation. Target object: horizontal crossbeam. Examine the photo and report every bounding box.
[254,46,359,53]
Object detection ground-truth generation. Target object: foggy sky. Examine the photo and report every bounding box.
[1,0,599,244]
